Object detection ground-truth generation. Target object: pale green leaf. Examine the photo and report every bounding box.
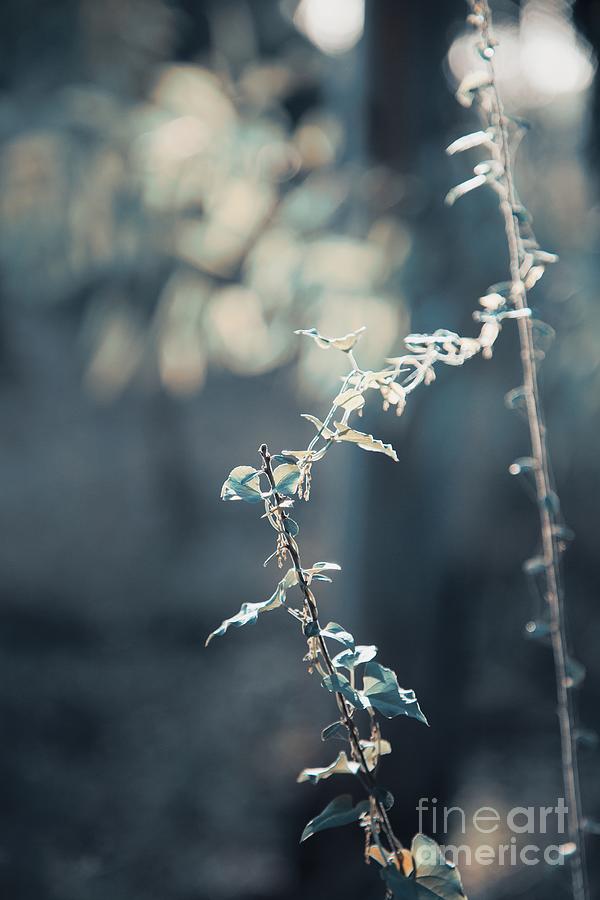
[362,663,428,723]
[322,671,364,709]
[273,463,301,497]
[220,465,262,503]
[300,794,369,842]
[320,622,354,648]
[332,644,378,670]
[205,570,297,645]
[382,833,466,898]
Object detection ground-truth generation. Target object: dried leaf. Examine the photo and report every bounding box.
[297,750,361,783]
[332,423,398,462]
[295,326,366,352]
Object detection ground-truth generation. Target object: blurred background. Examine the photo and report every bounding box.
[1,0,599,897]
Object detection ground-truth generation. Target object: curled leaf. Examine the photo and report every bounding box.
[360,737,392,771]
[205,569,297,645]
[295,326,366,352]
[297,750,361,783]
[456,70,492,107]
[321,721,347,742]
[332,422,398,462]
[445,174,488,206]
[332,644,378,670]
[446,129,494,155]
[320,622,354,648]
[301,415,336,440]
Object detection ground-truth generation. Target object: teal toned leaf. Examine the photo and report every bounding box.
[220,465,262,503]
[411,833,466,899]
[305,561,342,583]
[382,833,466,899]
[205,570,297,645]
[321,721,347,742]
[332,423,398,462]
[297,750,361,783]
[332,644,378,670]
[322,671,364,709]
[300,794,369,842]
[295,326,366,352]
[285,517,300,537]
[303,620,320,638]
[273,463,301,497]
[362,663,428,723]
[320,622,354,648]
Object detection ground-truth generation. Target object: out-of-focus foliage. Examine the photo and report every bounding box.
[0,0,409,402]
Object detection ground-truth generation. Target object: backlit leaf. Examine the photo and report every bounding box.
[362,663,428,723]
[297,750,361,783]
[220,465,263,502]
[205,569,297,645]
[383,833,466,899]
[332,644,378,670]
[322,671,365,709]
[332,422,398,461]
[273,463,301,497]
[320,622,354,648]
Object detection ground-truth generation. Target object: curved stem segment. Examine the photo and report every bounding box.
[476,4,588,899]
[259,443,403,863]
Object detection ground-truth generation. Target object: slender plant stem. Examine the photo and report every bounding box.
[477,4,588,899]
[259,442,403,861]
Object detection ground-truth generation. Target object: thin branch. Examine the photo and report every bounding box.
[259,442,404,862]
[472,4,589,899]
